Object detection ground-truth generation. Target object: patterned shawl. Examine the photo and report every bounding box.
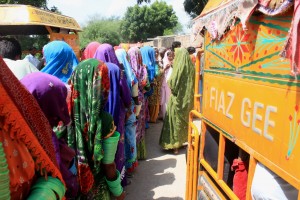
[0,57,63,183]
[84,42,101,60]
[128,47,149,92]
[42,41,79,83]
[115,48,138,89]
[69,58,110,193]
[280,0,300,75]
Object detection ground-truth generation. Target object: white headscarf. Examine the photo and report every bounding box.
[163,50,173,81]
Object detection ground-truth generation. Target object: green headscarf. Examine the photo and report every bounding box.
[168,47,195,107]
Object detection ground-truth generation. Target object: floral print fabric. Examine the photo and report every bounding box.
[69,59,110,193]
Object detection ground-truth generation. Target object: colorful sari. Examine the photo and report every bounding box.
[21,72,79,198]
[115,48,139,169]
[69,58,112,199]
[41,41,78,83]
[159,48,195,150]
[0,57,64,199]
[94,44,131,186]
[128,47,149,162]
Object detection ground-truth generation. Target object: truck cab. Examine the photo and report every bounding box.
[186,0,300,199]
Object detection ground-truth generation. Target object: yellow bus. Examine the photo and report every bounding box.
[186,0,300,199]
[0,4,81,58]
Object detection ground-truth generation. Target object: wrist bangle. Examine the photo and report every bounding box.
[105,170,123,197]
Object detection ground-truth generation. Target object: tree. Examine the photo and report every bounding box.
[183,0,208,18]
[120,1,178,42]
[79,16,123,48]
[163,23,183,36]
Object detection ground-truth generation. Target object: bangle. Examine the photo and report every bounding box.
[105,170,123,197]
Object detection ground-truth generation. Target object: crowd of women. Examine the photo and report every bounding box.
[0,36,195,199]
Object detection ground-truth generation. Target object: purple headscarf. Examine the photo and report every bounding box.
[20,72,70,127]
[94,43,120,67]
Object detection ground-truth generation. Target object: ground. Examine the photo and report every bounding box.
[125,120,187,200]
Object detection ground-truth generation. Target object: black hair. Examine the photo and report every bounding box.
[167,51,174,57]
[171,41,181,52]
[0,37,22,60]
[187,46,196,54]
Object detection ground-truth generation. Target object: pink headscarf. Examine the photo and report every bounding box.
[83,42,101,59]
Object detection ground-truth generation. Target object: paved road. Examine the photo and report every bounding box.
[125,120,186,200]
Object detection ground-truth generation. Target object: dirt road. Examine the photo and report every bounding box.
[125,120,186,200]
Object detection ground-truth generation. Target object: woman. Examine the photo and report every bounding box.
[128,47,150,163]
[69,58,125,199]
[83,41,101,59]
[140,46,161,123]
[159,48,195,154]
[140,46,156,94]
[21,72,79,199]
[148,47,164,123]
[160,50,174,119]
[115,48,138,92]
[94,44,132,186]
[115,48,139,173]
[41,41,78,83]
[0,58,65,199]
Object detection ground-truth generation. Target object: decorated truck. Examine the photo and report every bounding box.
[186,0,300,199]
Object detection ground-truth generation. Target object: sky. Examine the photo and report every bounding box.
[47,0,192,33]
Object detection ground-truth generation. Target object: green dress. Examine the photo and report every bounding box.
[69,59,112,199]
[159,48,195,150]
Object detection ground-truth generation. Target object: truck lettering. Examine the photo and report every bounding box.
[241,98,251,127]
[263,106,277,141]
[226,92,234,119]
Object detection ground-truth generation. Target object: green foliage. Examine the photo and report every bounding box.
[121,1,179,42]
[15,35,49,53]
[163,22,183,36]
[183,0,208,18]
[79,16,123,48]
[0,0,47,8]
